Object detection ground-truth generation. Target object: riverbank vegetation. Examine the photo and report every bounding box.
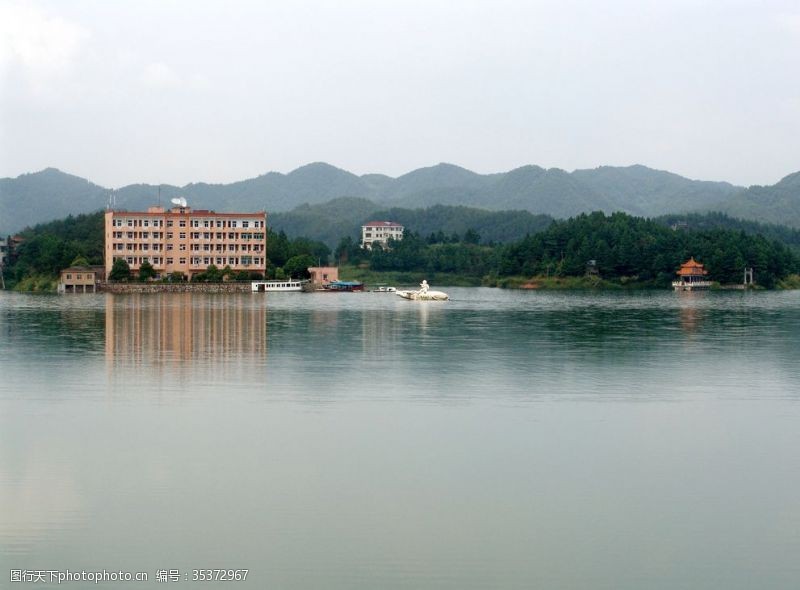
[338,212,800,289]
[4,210,799,291]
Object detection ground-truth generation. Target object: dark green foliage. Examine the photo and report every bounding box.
[191,264,223,283]
[167,271,186,282]
[361,231,499,276]
[138,260,156,281]
[283,254,316,278]
[299,201,553,251]
[656,212,800,251]
[109,258,131,282]
[70,254,90,267]
[3,211,104,285]
[497,212,799,287]
[266,229,329,268]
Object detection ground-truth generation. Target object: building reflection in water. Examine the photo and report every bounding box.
[676,292,705,335]
[105,293,267,380]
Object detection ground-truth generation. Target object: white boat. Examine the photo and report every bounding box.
[396,280,449,301]
[372,285,397,293]
[251,279,305,292]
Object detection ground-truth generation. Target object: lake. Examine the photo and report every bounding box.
[1,288,799,589]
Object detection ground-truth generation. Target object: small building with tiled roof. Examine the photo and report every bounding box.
[673,257,712,291]
[361,220,404,250]
[58,265,106,294]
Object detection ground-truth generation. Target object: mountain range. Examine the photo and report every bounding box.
[1,163,799,236]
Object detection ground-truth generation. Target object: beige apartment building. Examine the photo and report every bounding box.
[361,220,404,250]
[104,205,267,280]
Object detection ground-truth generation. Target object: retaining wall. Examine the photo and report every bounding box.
[98,282,252,294]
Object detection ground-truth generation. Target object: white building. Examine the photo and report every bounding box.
[0,237,7,269]
[361,221,404,250]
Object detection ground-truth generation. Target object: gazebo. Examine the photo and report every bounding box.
[672,257,712,291]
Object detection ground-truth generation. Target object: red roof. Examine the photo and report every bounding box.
[363,220,403,228]
[676,257,708,276]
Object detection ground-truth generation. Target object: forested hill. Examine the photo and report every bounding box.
[499,212,799,287]
[1,162,759,235]
[709,171,800,229]
[656,212,800,252]
[269,198,554,247]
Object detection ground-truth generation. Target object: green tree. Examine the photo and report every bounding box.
[138,260,156,281]
[69,254,90,267]
[283,254,316,278]
[109,258,131,282]
[463,228,481,244]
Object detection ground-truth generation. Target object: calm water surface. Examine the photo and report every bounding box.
[1,288,799,589]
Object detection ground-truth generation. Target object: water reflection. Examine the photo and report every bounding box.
[2,290,800,589]
[104,293,266,380]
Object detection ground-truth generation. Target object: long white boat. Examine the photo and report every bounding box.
[251,280,305,292]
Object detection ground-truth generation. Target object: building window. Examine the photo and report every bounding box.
[166,258,173,264]
[179,232,186,239]
[179,244,186,251]
[179,220,186,227]
[167,220,173,227]
[167,244,173,251]
[179,258,186,264]
[66,274,72,279]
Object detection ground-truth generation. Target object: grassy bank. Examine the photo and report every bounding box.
[337,265,483,287]
[9,274,59,292]
[777,274,800,289]
[338,266,667,290]
[482,275,645,290]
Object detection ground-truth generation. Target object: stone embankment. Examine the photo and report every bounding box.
[98,282,252,294]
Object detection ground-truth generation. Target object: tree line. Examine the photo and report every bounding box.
[3,209,799,288]
[336,212,799,287]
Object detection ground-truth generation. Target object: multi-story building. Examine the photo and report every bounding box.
[361,220,404,250]
[104,205,267,280]
[0,237,7,269]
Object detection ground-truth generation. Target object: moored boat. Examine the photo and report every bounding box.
[251,279,305,292]
[322,280,364,292]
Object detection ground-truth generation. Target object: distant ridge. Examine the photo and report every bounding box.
[2,162,798,235]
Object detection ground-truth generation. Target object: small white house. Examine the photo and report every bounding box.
[361,221,404,250]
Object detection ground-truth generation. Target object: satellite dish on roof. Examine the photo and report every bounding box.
[171,197,188,208]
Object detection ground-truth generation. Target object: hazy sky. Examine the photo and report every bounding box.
[1,0,798,187]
